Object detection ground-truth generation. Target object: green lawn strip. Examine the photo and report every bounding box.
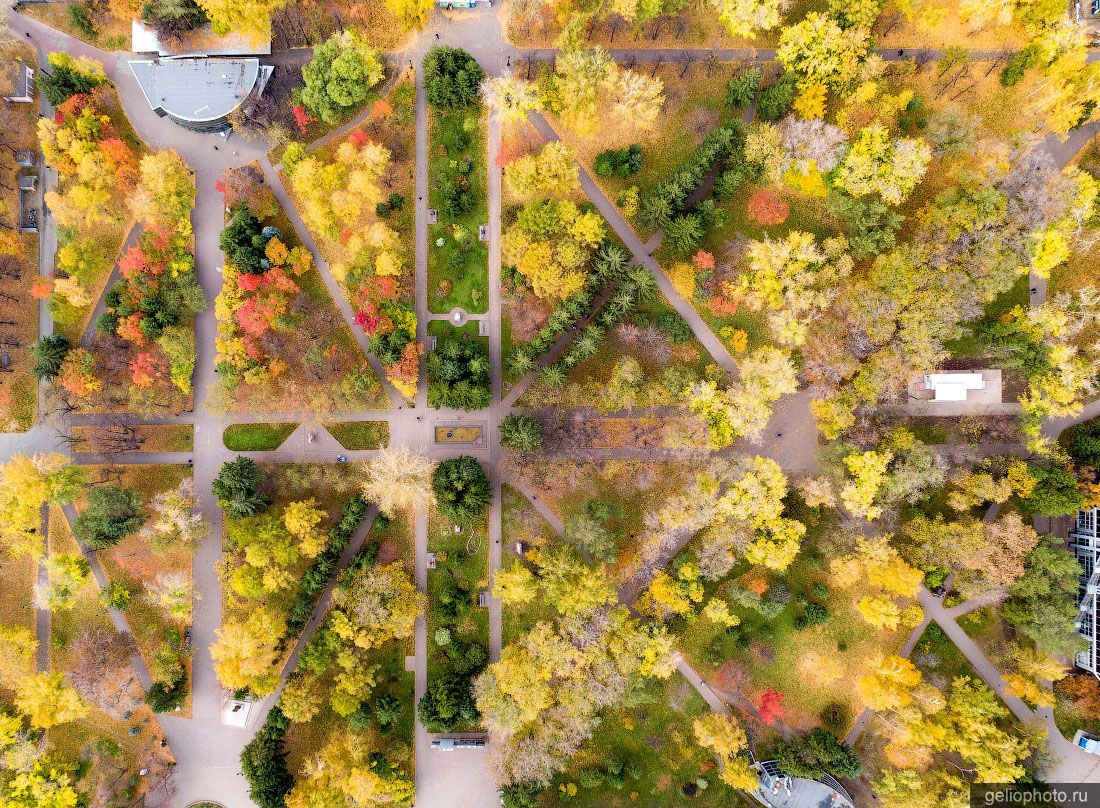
[545,672,749,808]
[223,423,298,451]
[427,107,489,314]
[10,375,35,433]
[426,507,489,732]
[324,421,390,450]
[0,550,35,635]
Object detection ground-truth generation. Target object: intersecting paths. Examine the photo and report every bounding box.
[6,7,1100,806]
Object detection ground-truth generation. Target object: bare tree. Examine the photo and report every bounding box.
[69,628,142,719]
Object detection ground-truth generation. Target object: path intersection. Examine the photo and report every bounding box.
[6,4,1100,807]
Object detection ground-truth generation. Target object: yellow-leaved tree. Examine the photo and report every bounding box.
[692,712,759,789]
[210,606,286,696]
[0,454,87,558]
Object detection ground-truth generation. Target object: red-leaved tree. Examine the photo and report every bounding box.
[747,190,790,226]
[756,687,785,725]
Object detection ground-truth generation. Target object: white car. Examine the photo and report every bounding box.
[1074,731,1100,755]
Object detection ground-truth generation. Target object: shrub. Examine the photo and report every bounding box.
[802,603,829,626]
[819,701,849,729]
[102,582,132,611]
[747,189,790,226]
[66,6,97,40]
[594,144,643,179]
[657,312,693,344]
[499,413,543,453]
[144,671,187,713]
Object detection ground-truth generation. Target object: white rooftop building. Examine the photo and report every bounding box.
[131,19,271,57]
[923,372,987,402]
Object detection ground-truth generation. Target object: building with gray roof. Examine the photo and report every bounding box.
[129,58,273,134]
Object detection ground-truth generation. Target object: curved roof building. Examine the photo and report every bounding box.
[129,58,272,133]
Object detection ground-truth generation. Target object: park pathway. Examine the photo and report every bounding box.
[6,6,1100,807]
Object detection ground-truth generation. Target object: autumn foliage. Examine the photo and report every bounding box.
[747,189,791,226]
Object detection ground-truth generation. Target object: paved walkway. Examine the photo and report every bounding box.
[6,7,1100,807]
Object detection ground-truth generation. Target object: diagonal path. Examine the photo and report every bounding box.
[258,158,405,409]
[526,111,739,378]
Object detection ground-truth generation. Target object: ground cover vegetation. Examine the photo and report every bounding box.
[283,74,419,399]
[213,163,387,412]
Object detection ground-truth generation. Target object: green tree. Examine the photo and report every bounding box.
[665,214,704,256]
[726,66,762,108]
[141,0,208,44]
[432,456,491,523]
[776,727,862,779]
[563,502,618,563]
[499,414,543,454]
[423,46,485,109]
[1021,463,1084,516]
[418,670,478,732]
[73,485,143,549]
[300,31,385,124]
[39,52,105,106]
[213,456,270,518]
[240,708,294,808]
[31,335,70,381]
[219,207,270,274]
[1002,538,1085,657]
[1066,417,1100,469]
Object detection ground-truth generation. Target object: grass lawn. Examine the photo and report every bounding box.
[516,290,715,409]
[0,45,39,433]
[910,622,989,688]
[222,422,297,451]
[22,2,129,48]
[958,606,1011,663]
[946,274,1030,360]
[542,672,752,808]
[428,108,489,314]
[677,525,908,733]
[426,506,488,730]
[324,421,389,450]
[72,424,194,453]
[1055,674,1100,740]
[83,465,195,715]
[282,510,416,776]
[0,544,36,644]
